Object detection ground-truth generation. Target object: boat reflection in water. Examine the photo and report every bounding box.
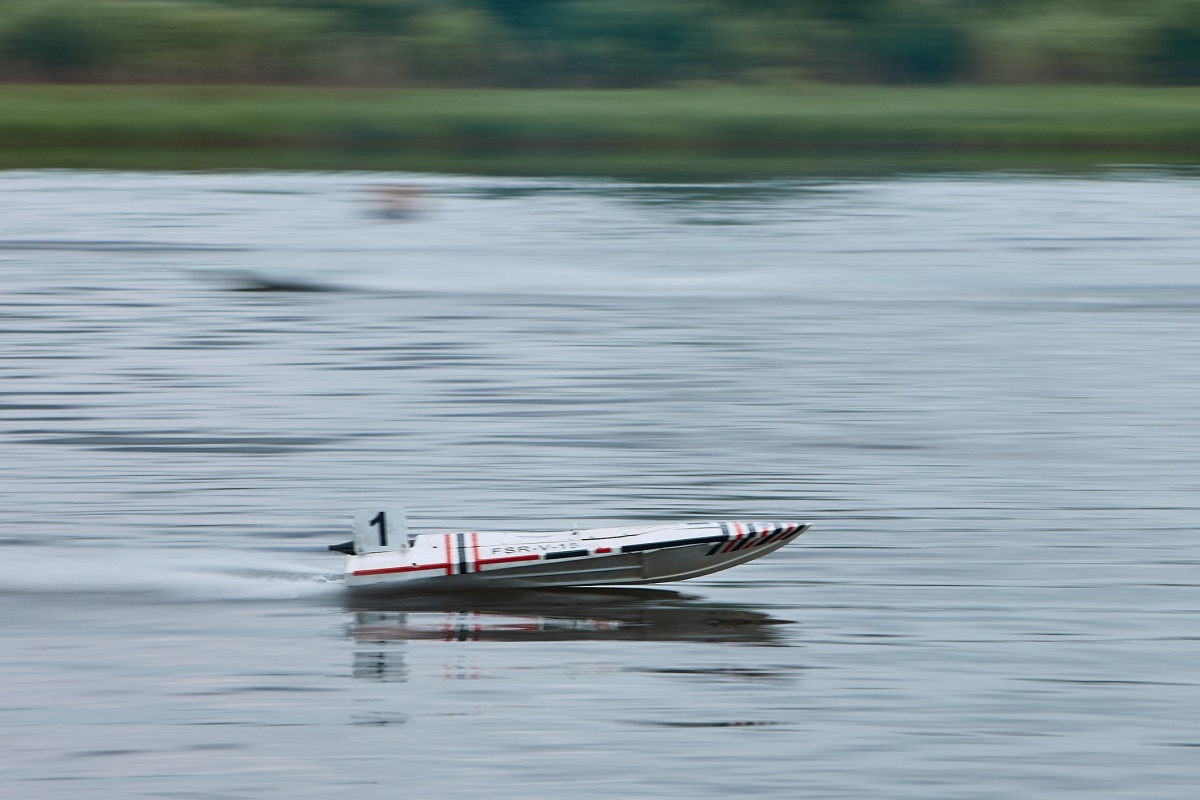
[346,586,791,649]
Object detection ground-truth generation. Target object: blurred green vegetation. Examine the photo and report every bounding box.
[3,84,1200,154]
[3,2,1199,165]
[1,0,1200,86]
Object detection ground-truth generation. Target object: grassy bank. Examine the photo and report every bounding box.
[2,84,1200,166]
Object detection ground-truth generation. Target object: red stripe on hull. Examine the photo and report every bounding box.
[353,552,540,579]
[352,562,449,577]
[752,523,791,548]
[721,522,746,553]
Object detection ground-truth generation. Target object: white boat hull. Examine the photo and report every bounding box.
[339,520,809,590]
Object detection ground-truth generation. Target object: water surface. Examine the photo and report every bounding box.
[1,168,1198,798]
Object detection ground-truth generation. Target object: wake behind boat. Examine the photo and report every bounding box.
[330,508,810,590]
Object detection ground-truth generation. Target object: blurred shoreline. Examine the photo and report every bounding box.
[3,84,1200,175]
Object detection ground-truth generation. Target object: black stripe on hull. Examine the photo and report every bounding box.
[545,549,590,560]
[456,533,469,575]
[729,525,762,552]
[706,523,733,556]
[750,523,792,549]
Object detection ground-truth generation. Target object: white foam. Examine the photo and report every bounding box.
[0,547,343,602]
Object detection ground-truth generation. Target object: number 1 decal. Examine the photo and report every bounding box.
[370,511,387,546]
[352,505,407,553]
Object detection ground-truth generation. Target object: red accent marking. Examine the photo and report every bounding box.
[594,547,612,554]
[769,523,803,545]
[353,562,448,577]
[754,523,787,547]
[471,533,481,573]
[764,523,789,544]
[745,523,765,549]
[444,533,454,575]
[476,554,541,568]
[721,522,745,553]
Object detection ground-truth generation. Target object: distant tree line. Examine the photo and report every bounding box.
[1,0,1200,86]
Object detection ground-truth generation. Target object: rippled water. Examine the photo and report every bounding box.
[2,168,1199,798]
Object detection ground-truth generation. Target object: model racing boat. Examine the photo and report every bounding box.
[331,507,810,590]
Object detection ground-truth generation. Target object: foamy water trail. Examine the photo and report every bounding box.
[0,547,343,602]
